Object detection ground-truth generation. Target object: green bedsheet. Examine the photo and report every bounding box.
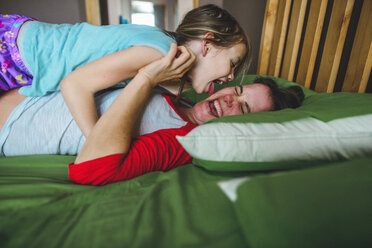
[0,156,371,248]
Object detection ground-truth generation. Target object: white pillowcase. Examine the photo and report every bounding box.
[177,114,372,163]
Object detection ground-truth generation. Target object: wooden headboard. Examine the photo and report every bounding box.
[257,0,371,93]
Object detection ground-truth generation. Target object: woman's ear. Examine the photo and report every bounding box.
[202,32,215,56]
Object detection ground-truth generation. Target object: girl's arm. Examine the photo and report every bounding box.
[75,44,195,164]
[60,46,165,137]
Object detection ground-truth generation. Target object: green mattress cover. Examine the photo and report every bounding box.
[0,155,245,248]
[233,157,372,248]
[1,155,371,247]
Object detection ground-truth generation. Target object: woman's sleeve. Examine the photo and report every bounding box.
[68,123,196,186]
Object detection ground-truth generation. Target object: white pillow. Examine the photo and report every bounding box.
[177,114,372,165]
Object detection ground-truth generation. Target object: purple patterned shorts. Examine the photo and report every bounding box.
[0,14,37,93]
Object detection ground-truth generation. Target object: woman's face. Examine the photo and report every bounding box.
[186,42,246,95]
[190,83,273,125]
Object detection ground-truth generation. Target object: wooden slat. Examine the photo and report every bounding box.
[193,0,199,8]
[342,0,372,93]
[296,0,328,88]
[359,43,372,92]
[315,0,354,93]
[257,0,279,75]
[268,0,292,77]
[280,0,308,81]
[85,0,101,25]
[280,0,307,81]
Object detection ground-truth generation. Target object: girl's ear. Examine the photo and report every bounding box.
[202,32,215,57]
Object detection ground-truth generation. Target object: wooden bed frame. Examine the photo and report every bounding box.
[258,0,371,93]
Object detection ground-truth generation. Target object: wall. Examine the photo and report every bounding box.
[177,0,194,24]
[223,0,266,74]
[1,0,86,23]
[199,0,223,7]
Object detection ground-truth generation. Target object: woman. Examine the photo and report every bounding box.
[0,50,303,158]
[68,44,304,185]
[0,45,303,184]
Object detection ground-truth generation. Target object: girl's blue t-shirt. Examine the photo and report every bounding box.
[19,22,174,96]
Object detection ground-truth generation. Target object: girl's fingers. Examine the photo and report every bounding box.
[174,46,192,64]
[174,47,195,75]
[164,43,178,65]
[181,47,195,68]
[168,43,178,58]
[171,46,195,73]
[145,43,195,82]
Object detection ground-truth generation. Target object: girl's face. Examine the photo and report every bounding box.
[190,83,273,125]
[186,41,247,95]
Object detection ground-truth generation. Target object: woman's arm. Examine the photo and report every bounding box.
[75,44,195,164]
[69,123,196,185]
[60,46,164,137]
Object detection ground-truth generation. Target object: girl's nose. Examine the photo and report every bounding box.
[227,72,234,82]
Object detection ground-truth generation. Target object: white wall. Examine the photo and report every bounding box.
[177,0,194,23]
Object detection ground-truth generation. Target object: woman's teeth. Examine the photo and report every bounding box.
[213,100,222,117]
[208,101,218,117]
[208,100,221,117]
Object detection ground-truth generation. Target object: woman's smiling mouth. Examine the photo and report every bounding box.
[208,99,222,117]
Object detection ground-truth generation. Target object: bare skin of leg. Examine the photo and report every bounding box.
[0,89,26,132]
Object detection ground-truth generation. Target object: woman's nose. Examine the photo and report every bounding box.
[223,94,235,106]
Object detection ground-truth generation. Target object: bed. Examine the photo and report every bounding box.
[1,0,372,247]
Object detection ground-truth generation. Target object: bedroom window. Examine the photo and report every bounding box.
[131,1,155,26]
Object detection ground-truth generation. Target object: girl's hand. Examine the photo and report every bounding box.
[139,43,195,87]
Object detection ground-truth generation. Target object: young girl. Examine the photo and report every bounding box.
[0,4,251,137]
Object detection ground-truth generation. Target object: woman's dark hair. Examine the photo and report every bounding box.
[253,77,305,110]
[163,4,252,76]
